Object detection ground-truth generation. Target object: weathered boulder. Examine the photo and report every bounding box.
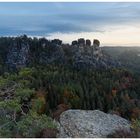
[58,110,131,138]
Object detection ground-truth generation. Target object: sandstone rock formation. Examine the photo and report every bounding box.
[6,36,30,71]
[78,38,85,46]
[71,40,78,46]
[58,110,131,138]
[3,36,121,71]
[86,39,91,46]
[51,39,62,46]
[93,39,100,47]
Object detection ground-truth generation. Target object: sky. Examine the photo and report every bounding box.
[0,2,140,46]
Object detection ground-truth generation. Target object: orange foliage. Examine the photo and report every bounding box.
[112,88,117,97]
[31,89,47,114]
[63,88,78,99]
[63,89,72,98]
[131,107,140,120]
[52,104,70,120]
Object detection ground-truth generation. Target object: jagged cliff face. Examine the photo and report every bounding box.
[5,36,30,71]
[64,38,121,69]
[2,36,121,71]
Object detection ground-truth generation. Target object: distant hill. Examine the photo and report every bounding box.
[102,47,140,74]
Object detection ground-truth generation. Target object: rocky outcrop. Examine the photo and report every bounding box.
[51,39,62,46]
[93,39,100,47]
[39,43,65,64]
[6,36,30,71]
[86,39,91,46]
[58,110,131,138]
[78,38,85,46]
[72,40,78,46]
[1,36,121,71]
[71,38,121,69]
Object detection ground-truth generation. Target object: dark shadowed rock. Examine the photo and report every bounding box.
[51,39,62,46]
[86,39,91,46]
[6,38,30,71]
[93,39,100,47]
[39,38,49,47]
[58,110,131,138]
[78,38,85,46]
[3,36,121,71]
[72,40,78,46]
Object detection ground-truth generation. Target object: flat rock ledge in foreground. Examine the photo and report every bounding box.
[58,110,131,138]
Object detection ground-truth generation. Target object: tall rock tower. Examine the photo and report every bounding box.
[6,35,30,71]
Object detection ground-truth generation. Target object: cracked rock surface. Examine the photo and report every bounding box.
[58,110,131,138]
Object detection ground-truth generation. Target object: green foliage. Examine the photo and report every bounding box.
[0,76,10,89]
[17,111,56,138]
[0,110,56,138]
[31,98,45,113]
[131,119,140,137]
[15,87,34,100]
[0,43,140,137]
[0,69,57,138]
[0,99,21,112]
[19,68,34,79]
[0,121,15,138]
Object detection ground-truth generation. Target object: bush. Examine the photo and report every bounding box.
[131,119,140,137]
[0,110,57,138]
[17,111,57,138]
